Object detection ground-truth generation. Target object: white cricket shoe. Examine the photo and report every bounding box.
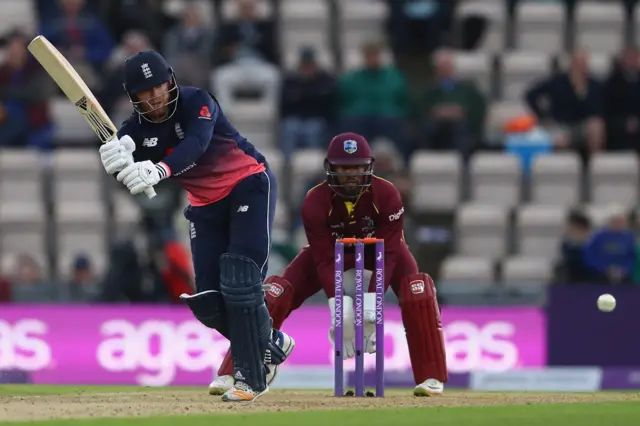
[208,375,234,396]
[221,381,269,402]
[265,330,295,387]
[414,378,444,397]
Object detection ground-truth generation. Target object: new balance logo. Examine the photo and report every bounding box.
[141,63,152,79]
[142,137,158,147]
[237,205,249,212]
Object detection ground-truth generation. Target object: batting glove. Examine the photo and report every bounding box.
[99,135,136,175]
[117,160,167,195]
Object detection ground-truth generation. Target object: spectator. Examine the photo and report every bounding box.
[163,3,214,88]
[66,254,99,302]
[0,274,11,302]
[415,49,487,159]
[40,0,115,89]
[11,254,43,285]
[584,206,635,284]
[385,0,456,59]
[280,47,336,160]
[370,138,410,200]
[558,209,592,284]
[100,0,176,50]
[338,41,409,156]
[100,30,152,121]
[212,0,280,108]
[603,46,640,151]
[524,50,605,155]
[6,254,53,302]
[0,31,55,150]
[214,0,278,66]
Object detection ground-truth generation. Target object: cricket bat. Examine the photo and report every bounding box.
[27,35,156,199]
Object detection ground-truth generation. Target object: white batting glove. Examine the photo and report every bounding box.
[117,160,164,195]
[99,135,136,175]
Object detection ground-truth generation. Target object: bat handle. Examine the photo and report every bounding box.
[145,187,157,199]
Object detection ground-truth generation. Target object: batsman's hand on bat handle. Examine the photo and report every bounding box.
[143,186,157,199]
[117,160,163,196]
[99,136,156,199]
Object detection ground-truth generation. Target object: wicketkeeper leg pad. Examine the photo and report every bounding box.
[180,290,228,337]
[264,275,296,329]
[220,253,273,392]
[397,273,448,384]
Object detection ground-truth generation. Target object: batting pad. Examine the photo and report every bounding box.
[398,273,448,384]
[220,253,271,392]
[179,290,229,337]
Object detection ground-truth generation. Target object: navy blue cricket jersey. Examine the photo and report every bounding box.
[118,86,267,206]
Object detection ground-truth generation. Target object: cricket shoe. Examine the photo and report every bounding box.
[208,375,234,396]
[221,381,269,402]
[209,330,295,395]
[414,379,444,397]
[265,329,295,387]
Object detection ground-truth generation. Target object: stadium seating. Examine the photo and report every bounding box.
[3,0,639,290]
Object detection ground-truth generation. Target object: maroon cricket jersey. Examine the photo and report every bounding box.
[301,176,406,290]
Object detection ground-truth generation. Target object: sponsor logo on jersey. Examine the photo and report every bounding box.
[410,280,425,294]
[267,283,284,298]
[199,105,212,120]
[389,206,404,222]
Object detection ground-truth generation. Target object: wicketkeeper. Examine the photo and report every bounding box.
[211,133,448,396]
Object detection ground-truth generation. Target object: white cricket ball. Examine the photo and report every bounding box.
[597,293,616,312]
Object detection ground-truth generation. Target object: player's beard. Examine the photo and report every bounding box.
[339,176,363,198]
[146,103,168,122]
[152,106,168,121]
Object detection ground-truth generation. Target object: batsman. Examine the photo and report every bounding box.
[97,50,295,402]
[212,133,448,397]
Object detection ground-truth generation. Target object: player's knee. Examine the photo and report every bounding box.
[398,273,436,302]
[179,290,226,330]
[219,252,264,308]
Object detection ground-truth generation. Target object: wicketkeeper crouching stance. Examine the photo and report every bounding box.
[211,133,448,397]
[98,50,295,402]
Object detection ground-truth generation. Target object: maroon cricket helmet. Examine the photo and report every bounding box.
[324,132,375,199]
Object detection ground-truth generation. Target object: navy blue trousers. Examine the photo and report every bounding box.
[184,169,276,293]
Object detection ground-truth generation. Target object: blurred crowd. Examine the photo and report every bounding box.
[2,0,640,304]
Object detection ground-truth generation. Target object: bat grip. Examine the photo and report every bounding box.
[145,187,157,199]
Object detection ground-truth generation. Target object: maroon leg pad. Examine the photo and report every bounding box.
[397,273,448,384]
[217,275,296,377]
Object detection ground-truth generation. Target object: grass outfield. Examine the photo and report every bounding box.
[0,385,638,426]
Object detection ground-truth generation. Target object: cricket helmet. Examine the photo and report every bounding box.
[123,50,179,123]
[324,132,375,199]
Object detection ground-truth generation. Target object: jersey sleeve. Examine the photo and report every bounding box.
[301,189,336,297]
[117,117,134,140]
[370,181,405,291]
[157,90,217,178]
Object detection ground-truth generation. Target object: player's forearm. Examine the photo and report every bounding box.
[160,136,209,176]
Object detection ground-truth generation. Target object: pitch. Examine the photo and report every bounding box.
[0,385,638,425]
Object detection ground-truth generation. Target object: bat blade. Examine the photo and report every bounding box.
[28,35,156,199]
